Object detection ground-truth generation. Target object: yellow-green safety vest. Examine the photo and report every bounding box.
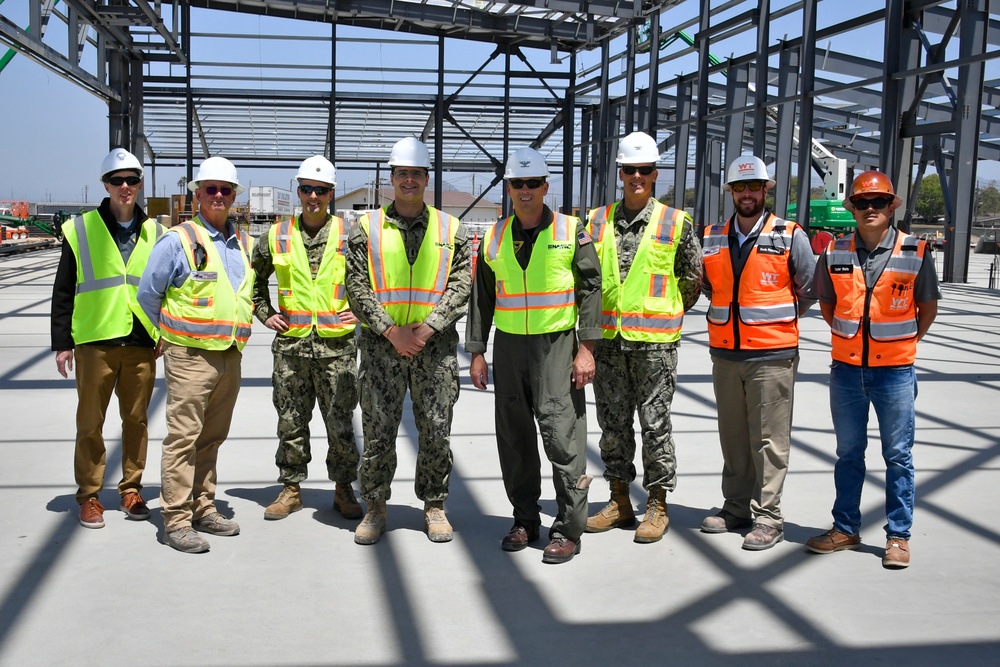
[268,216,354,338]
[360,206,459,325]
[62,208,165,344]
[159,218,254,351]
[483,212,578,335]
[587,200,686,342]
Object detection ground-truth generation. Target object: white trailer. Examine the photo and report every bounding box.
[249,186,293,217]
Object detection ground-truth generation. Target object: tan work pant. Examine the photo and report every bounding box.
[160,343,241,532]
[73,345,155,505]
[711,355,797,530]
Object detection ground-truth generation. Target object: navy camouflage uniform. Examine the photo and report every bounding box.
[252,219,359,486]
[593,198,702,491]
[345,203,471,503]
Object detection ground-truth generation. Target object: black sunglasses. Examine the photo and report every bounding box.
[107,176,141,186]
[731,181,765,193]
[509,178,545,190]
[192,242,208,271]
[204,185,233,196]
[621,165,655,176]
[850,196,892,210]
[299,185,332,196]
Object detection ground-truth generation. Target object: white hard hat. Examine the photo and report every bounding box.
[387,137,431,169]
[100,148,143,181]
[189,156,244,195]
[617,132,661,165]
[504,147,549,179]
[723,155,776,191]
[296,155,336,187]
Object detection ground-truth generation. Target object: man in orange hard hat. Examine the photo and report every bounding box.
[806,170,941,569]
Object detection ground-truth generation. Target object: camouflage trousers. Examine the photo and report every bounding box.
[593,344,678,491]
[357,329,459,503]
[272,352,359,485]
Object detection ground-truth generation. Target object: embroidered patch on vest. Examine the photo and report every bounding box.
[830,264,853,274]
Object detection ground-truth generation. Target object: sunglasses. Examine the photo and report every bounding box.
[621,165,655,176]
[509,178,545,190]
[107,176,141,186]
[204,185,233,196]
[850,196,892,210]
[192,242,208,271]
[730,181,765,193]
[299,185,332,196]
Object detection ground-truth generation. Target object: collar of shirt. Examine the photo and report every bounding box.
[385,202,429,230]
[614,198,655,230]
[513,205,554,237]
[733,210,767,246]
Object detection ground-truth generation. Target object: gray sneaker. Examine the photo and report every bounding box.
[165,527,210,554]
[193,512,240,536]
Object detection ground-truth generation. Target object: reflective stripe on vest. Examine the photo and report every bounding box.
[484,213,578,334]
[363,206,458,325]
[159,219,254,350]
[702,214,800,350]
[828,232,924,366]
[63,209,165,343]
[587,200,685,342]
[268,216,354,338]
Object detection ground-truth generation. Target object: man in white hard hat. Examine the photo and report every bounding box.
[583,131,703,544]
[137,156,255,554]
[806,170,940,569]
[700,155,816,550]
[51,147,165,529]
[345,137,471,545]
[466,147,602,564]
[251,156,362,521]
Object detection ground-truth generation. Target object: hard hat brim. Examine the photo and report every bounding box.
[723,178,776,191]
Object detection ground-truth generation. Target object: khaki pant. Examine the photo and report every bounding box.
[711,355,797,529]
[73,345,155,505]
[160,343,242,532]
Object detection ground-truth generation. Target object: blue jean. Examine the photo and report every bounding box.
[829,362,917,540]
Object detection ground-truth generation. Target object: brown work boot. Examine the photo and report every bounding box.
[634,488,669,543]
[354,500,386,545]
[79,498,105,529]
[585,479,635,533]
[424,501,453,543]
[806,528,861,554]
[883,537,911,569]
[334,483,363,519]
[264,484,303,520]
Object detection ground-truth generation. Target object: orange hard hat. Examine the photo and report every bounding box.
[844,170,902,211]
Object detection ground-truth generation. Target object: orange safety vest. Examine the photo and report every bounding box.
[826,231,926,366]
[702,214,801,350]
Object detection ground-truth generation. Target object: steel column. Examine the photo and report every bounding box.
[795,0,817,234]
[774,43,799,223]
[944,0,988,283]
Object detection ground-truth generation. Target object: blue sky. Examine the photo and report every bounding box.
[1,2,997,208]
